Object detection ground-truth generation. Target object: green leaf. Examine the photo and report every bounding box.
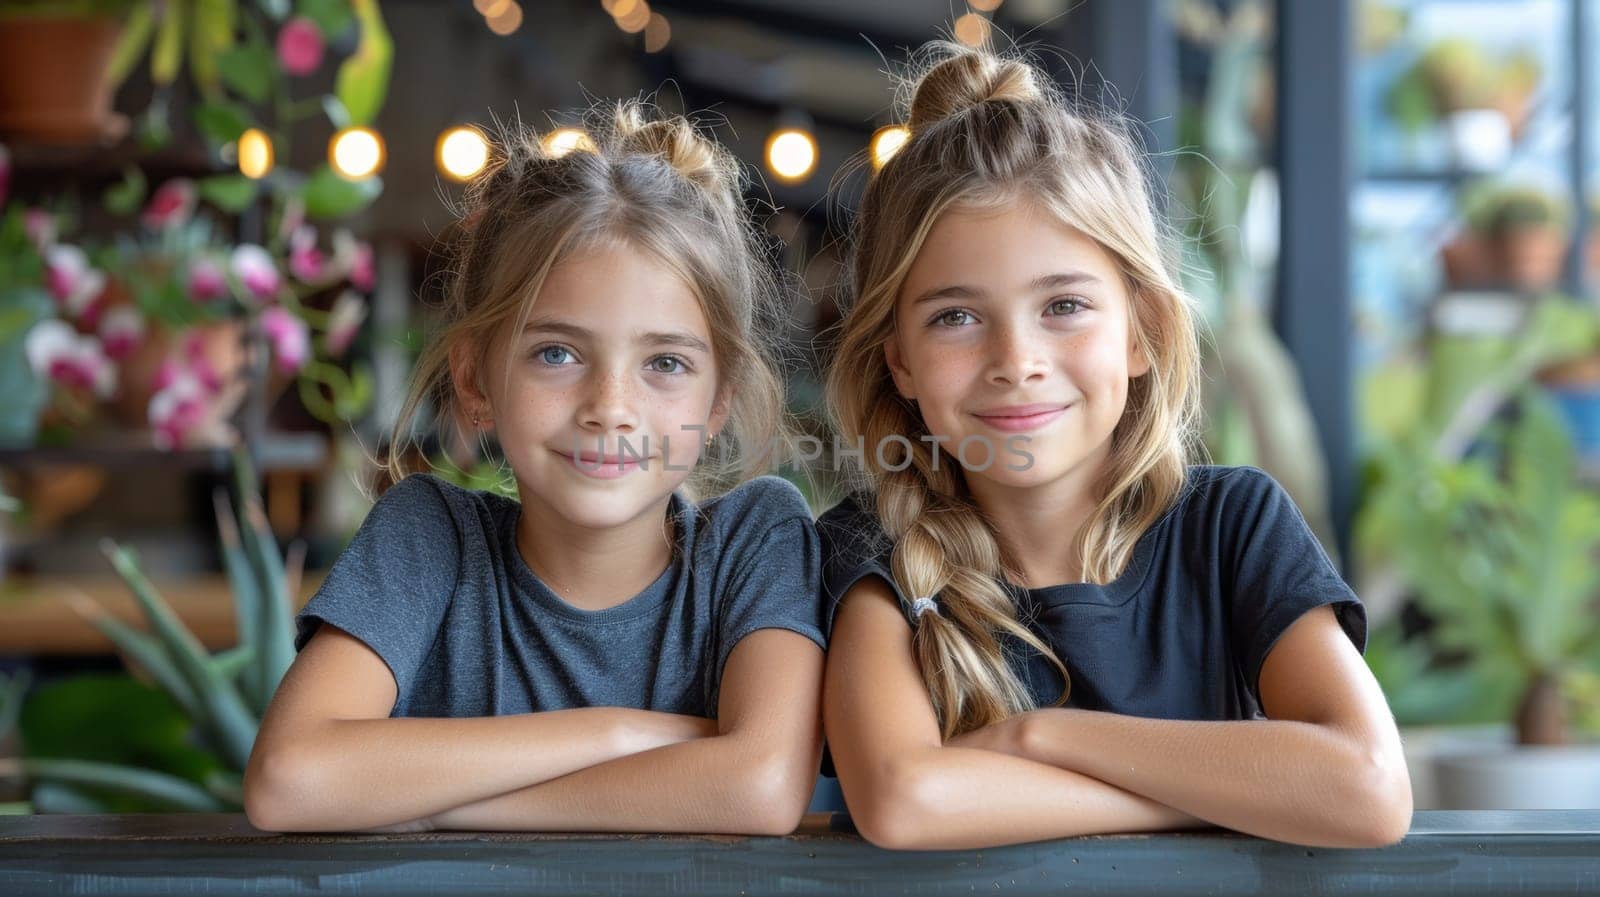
[101,541,261,771]
[22,757,229,813]
[215,488,267,710]
[103,165,148,216]
[106,1,156,89]
[188,0,239,96]
[217,43,274,104]
[231,450,296,700]
[199,174,260,214]
[0,288,50,448]
[151,0,185,86]
[297,0,353,39]
[321,94,351,130]
[18,674,224,812]
[211,645,257,683]
[78,609,202,720]
[29,782,110,815]
[137,92,175,150]
[300,164,381,220]
[193,100,254,146]
[334,0,392,126]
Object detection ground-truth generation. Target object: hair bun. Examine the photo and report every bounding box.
[611,101,740,204]
[907,48,1042,132]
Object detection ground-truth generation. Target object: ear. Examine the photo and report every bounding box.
[1127,334,1151,379]
[707,382,733,440]
[882,334,918,402]
[448,339,493,429]
[1125,298,1152,379]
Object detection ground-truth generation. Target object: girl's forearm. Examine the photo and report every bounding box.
[840,745,1203,850]
[431,731,821,836]
[245,707,713,831]
[1016,709,1411,847]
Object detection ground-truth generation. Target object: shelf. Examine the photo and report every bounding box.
[0,572,320,655]
[0,431,327,473]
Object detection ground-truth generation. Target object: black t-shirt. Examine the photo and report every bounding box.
[816,465,1366,728]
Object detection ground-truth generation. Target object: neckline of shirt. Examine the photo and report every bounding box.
[505,490,693,624]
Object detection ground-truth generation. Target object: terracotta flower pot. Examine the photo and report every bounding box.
[1497,225,1568,292]
[0,16,127,145]
[113,319,252,431]
[1439,232,1497,289]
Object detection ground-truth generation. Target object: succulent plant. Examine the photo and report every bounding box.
[5,448,296,812]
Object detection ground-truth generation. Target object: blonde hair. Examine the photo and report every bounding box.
[825,45,1205,738]
[388,101,797,501]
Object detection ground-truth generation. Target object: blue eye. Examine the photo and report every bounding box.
[535,345,575,365]
[1048,298,1084,316]
[932,309,974,327]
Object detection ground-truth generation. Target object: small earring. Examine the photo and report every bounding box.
[704,432,715,448]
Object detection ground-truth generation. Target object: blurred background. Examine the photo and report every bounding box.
[1,0,1599,816]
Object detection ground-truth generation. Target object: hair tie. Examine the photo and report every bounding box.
[910,596,940,620]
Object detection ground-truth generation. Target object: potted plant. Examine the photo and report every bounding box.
[1386,40,1543,172]
[1443,181,1572,292]
[1,450,298,813]
[0,1,136,144]
[1359,295,1600,808]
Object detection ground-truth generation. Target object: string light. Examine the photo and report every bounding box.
[330,127,385,179]
[437,126,489,181]
[765,127,818,184]
[542,128,596,158]
[870,125,909,171]
[238,128,274,179]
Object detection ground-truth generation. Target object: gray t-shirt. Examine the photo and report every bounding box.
[293,473,826,718]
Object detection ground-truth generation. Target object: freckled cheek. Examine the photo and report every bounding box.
[1062,337,1131,401]
[909,342,988,403]
[652,394,717,465]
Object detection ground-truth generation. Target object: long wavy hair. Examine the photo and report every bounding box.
[825,44,1205,738]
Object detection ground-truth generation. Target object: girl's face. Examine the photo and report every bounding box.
[462,240,728,530]
[886,198,1149,493]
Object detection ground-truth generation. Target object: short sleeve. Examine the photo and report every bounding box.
[710,481,827,706]
[817,493,916,633]
[1223,467,1367,707]
[293,474,462,701]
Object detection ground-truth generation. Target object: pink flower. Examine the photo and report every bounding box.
[230,244,281,300]
[332,229,376,291]
[325,290,368,357]
[289,226,327,282]
[148,372,221,451]
[23,208,56,251]
[186,257,229,302]
[25,319,117,399]
[44,245,107,318]
[181,332,225,392]
[151,357,182,394]
[260,305,309,374]
[276,195,305,245]
[349,241,374,291]
[98,307,145,362]
[276,17,325,77]
[141,178,197,231]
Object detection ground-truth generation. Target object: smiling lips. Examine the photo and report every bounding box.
[560,450,647,479]
[971,403,1070,432]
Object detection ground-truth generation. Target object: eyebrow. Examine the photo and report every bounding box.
[521,319,712,353]
[909,271,1103,305]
